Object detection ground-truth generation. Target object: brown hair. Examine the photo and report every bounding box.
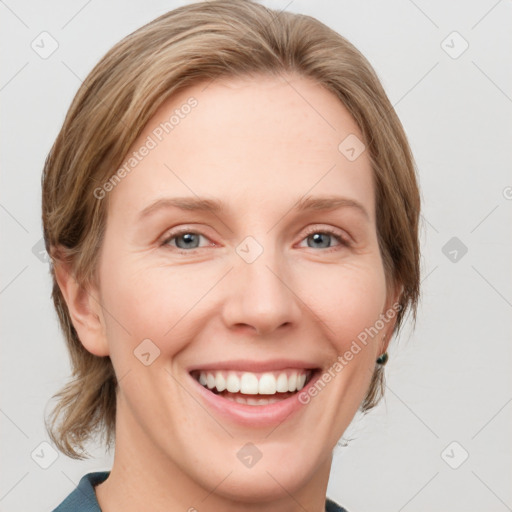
[43,0,420,459]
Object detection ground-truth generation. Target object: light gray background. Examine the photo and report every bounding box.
[1,1,511,511]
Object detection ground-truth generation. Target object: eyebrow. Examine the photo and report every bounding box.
[137,194,369,221]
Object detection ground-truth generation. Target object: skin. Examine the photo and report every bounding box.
[56,73,400,512]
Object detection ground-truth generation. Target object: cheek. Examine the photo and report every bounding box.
[294,259,388,347]
[98,257,218,356]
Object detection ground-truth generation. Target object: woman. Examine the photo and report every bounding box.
[44,1,420,510]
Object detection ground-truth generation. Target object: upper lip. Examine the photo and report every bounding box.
[187,359,320,373]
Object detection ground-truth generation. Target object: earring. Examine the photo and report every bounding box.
[376,352,388,365]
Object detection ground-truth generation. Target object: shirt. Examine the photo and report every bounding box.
[53,471,348,512]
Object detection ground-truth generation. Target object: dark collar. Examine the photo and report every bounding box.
[53,471,348,512]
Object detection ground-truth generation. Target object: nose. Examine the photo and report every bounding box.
[221,245,302,337]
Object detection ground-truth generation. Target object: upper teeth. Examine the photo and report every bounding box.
[195,370,310,395]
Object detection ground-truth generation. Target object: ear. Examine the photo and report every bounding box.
[52,250,110,357]
[379,281,404,355]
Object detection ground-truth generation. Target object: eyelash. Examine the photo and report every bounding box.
[160,225,350,254]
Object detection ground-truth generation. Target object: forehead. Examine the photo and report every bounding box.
[107,73,375,221]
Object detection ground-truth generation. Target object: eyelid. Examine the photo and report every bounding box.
[298,224,352,248]
[160,226,215,251]
[160,224,352,253]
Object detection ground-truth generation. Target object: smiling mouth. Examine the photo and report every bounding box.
[190,368,319,406]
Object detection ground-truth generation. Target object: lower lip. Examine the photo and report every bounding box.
[188,371,320,427]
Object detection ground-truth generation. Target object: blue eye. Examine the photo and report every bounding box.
[162,230,212,252]
[299,228,348,251]
[161,226,349,254]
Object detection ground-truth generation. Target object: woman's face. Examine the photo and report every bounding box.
[91,73,397,502]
